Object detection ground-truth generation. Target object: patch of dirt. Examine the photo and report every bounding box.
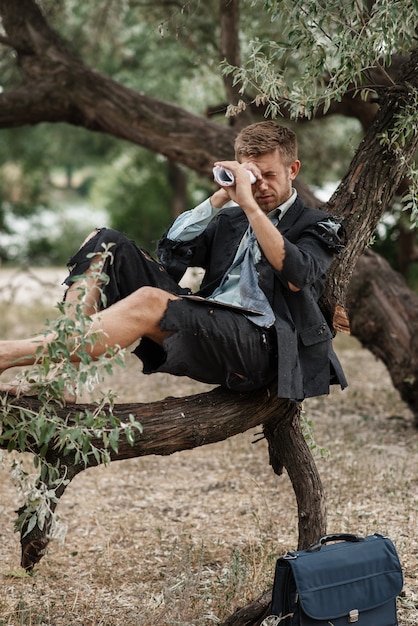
[0,270,418,625]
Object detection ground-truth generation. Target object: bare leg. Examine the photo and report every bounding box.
[0,286,179,375]
[0,241,106,400]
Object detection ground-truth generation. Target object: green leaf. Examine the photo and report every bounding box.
[108,429,120,453]
[23,514,38,538]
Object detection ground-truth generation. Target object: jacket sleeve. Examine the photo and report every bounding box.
[156,235,205,282]
[165,198,222,241]
[156,199,239,281]
[279,218,346,289]
[157,215,218,283]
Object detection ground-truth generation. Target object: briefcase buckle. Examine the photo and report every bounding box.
[348,609,359,623]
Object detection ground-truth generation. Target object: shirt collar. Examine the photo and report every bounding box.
[268,188,297,221]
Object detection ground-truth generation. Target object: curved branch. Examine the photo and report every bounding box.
[0,385,325,574]
[3,384,281,460]
[0,0,237,174]
[347,250,418,419]
[0,77,237,175]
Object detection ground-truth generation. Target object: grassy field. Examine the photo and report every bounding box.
[0,268,418,625]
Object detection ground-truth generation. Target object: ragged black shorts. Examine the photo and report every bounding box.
[135,299,277,391]
[65,227,277,392]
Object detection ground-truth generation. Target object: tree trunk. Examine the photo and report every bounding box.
[219,0,253,127]
[167,160,188,219]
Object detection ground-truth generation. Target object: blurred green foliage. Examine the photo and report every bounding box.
[0,0,415,281]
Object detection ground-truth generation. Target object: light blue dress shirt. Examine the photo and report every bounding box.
[167,189,298,326]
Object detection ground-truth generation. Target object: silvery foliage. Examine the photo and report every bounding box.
[224,0,418,222]
[0,245,142,543]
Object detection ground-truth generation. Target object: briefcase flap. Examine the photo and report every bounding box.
[285,534,403,621]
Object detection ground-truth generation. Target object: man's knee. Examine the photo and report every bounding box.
[130,285,178,310]
[128,286,178,328]
[125,286,179,343]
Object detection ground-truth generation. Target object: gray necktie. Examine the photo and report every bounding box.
[238,226,276,328]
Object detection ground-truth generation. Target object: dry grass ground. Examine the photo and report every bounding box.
[0,268,418,625]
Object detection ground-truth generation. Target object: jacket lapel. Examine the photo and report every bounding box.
[277,196,305,236]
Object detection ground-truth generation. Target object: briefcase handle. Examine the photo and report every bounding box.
[307,533,366,552]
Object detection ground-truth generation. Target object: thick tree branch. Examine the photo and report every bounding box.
[0,387,324,573]
[0,0,237,173]
[0,79,237,173]
[347,250,418,419]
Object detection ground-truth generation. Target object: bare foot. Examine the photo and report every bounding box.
[0,380,20,395]
[0,378,77,403]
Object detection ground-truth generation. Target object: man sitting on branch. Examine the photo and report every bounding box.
[0,121,347,402]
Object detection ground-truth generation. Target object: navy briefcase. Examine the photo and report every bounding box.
[266,533,403,625]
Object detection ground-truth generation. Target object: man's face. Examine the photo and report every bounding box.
[240,149,300,214]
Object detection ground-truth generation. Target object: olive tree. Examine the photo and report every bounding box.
[0,1,417,623]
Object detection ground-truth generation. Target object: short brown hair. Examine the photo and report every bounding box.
[234,121,298,165]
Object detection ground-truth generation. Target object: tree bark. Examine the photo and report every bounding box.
[347,249,418,419]
[0,0,236,173]
[319,51,418,338]
[221,590,272,626]
[219,0,253,128]
[0,387,324,574]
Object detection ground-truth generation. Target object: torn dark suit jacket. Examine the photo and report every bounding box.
[157,195,348,401]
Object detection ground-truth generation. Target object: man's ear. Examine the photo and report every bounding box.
[289,160,301,180]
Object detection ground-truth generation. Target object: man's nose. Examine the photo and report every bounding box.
[256,177,269,190]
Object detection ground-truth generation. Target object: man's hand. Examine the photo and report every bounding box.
[212,160,261,215]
